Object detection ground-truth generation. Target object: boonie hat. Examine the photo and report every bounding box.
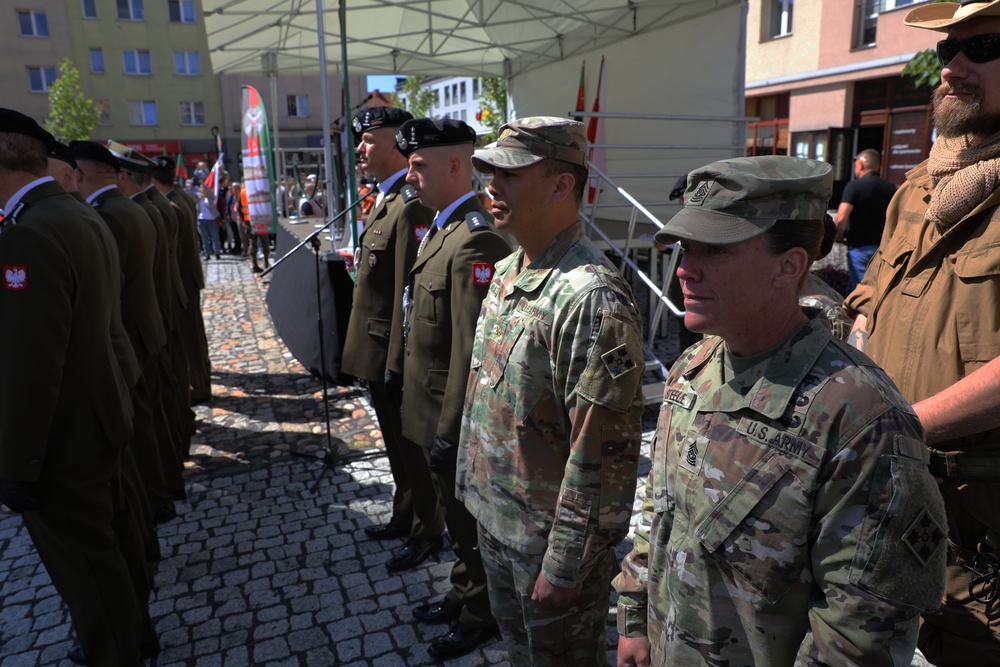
[47,140,77,169]
[0,108,57,151]
[395,118,476,158]
[472,116,588,172]
[70,140,121,172]
[352,106,413,139]
[106,140,152,174]
[904,0,1000,31]
[654,156,833,246]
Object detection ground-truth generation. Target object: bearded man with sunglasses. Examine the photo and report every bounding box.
[844,2,1000,663]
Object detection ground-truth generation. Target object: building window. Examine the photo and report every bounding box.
[179,101,205,126]
[287,95,308,117]
[90,48,105,73]
[460,81,467,103]
[18,10,50,37]
[884,0,919,9]
[97,100,111,126]
[473,78,480,100]
[82,0,97,19]
[173,51,201,76]
[452,84,458,105]
[768,0,793,38]
[854,0,879,48]
[746,94,790,156]
[168,0,195,23]
[117,0,144,21]
[123,50,151,75]
[444,87,451,106]
[129,100,157,125]
[28,67,57,93]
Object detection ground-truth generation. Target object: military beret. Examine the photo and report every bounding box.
[394,118,476,158]
[151,155,175,170]
[654,156,833,247]
[106,139,152,174]
[69,140,121,172]
[0,107,57,151]
[47,140,77,169]
[472,116,588,173]
[352,106,413,138]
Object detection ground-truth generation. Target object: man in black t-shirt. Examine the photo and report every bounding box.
[834,149,896,293]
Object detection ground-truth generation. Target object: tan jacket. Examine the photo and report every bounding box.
[845,160,1000,453]
[341,181,433,382]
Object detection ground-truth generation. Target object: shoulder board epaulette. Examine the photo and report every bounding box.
[465,210,490,232]
[400,184,420,203]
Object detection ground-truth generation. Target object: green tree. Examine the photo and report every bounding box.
[392,75,437,119]
[478,77,507,142]
[902,48,942,89]
[44,58,98,143]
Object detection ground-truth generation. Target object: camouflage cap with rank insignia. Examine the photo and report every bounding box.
[394,118,477,158]
[106,139,153,175]
[351,106,413,141]
[472,116,588,173]
[654,156,833,246]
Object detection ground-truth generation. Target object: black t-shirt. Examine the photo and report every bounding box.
[841,173,896,247]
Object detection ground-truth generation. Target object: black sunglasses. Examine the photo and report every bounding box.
[936,33,1000,66]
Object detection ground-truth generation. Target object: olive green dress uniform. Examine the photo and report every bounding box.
[402,195,511,629]
[167,186,212,406]
[0,178,154,667]
[341,175,441,539]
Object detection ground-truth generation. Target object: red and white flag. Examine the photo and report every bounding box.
[587,56,606,205]
[203,153,224,200]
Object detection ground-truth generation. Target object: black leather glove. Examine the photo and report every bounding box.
[384,369,404,410]
[428,435,458,473]
[0,479,44,514]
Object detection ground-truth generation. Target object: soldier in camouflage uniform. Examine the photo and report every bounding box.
[614,156,947,666]
[457,117,645,666]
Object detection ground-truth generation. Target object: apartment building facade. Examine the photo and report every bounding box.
[745,0,939,201]
[395,76,493,135]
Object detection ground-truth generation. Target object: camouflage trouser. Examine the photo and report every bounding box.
[478,526,613,667]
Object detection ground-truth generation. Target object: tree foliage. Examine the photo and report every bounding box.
[44,59,98,143]
[478,77,507,142]
[902,48,942,89]
[392,75,437,120]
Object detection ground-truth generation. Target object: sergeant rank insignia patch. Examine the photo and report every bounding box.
[902,508,946,565]
[601,344,636,379]
[3,265,27,291]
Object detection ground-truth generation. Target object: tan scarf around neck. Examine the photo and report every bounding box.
[926,129,1000,230]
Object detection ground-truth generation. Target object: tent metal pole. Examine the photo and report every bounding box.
[340,0,358,251]
[315,0,337,217]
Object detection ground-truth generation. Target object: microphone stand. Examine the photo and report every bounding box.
[263,199,363,489]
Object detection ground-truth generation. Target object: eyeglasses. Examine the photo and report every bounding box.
[936,32,1000,66]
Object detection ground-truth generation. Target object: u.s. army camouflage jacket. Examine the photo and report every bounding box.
[457,223,645,587]
[614,318,947,666]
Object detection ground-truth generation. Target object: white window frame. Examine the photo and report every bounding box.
[28,67,57,93]
[123,49,151,75]
[769,0,793,38]
[884,0,920,10]
[129,100,157,126]
[97,100,111,126]
[18,10,49,37]
[287,94,308,117]
[173,51,201,76]
[117,0,144,21]
[82,0,97,19]
[90,48,105,73]
[179,101,205,126]
[168,0,195,23]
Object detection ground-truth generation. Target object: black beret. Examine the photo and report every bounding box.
[0,107,57,151]
[69,140,121,172]
[48,140,77,169]
[352,106,413,138]
[151,155,175,171]
[669,173,689,201]
[395,118,476,158]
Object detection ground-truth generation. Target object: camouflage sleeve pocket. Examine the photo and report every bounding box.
[578,303,644,414]
[848,437,947,612]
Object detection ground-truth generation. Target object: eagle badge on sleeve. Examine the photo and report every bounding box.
[3,265,27,291]
[471,262,494,286]
[413,224,430,242]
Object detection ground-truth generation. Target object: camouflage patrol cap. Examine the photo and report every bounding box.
[654,156,833,246]
[472,116,587,173]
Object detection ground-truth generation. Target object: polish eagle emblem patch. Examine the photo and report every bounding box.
[414,224,430,242]
[3,265,27,291]
[471,262,494,286]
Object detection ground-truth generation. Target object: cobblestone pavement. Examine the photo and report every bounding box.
[0,252,934,666]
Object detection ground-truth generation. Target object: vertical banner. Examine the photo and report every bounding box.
[242,85,277,235]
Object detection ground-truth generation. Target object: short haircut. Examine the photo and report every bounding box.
[150,165,174,186]
[0,132,48,176]
[539,159,589,204]
[856,149,881,172]
[127,170,149,188]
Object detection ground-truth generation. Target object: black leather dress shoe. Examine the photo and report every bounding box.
[386,536,442,571]
[153,504,178,524]
[428,621,499,660]
[413,597,462,624]
[364,519,409,540]
[68,639,160,665]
